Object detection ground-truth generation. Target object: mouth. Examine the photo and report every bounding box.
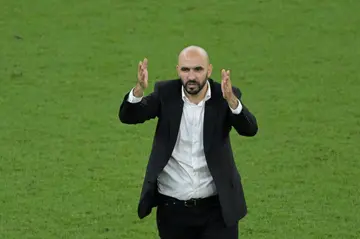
[187,82,198,86]
[187,84,198,90]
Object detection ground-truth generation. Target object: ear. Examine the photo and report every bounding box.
[207,64,213,77]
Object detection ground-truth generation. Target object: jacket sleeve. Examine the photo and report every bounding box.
[228,87,258,136]
[118,82,161,124]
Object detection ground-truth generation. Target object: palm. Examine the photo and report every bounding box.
[221,69,232,100]
[138,58,148,89]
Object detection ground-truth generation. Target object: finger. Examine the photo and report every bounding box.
[224,81,230,94]
[225,71,230,84]
[224,77,229,86]
[222,84,226,98]
[224,82,228,92]
[224,74,228,83]
[221,77,225,92]
[143,70,148,80]
[141,58,148,72]
[138,61,142,72]
[224,70,230,84]
[139,66,146,77]
[222,69,229,79]
[221,69,226,80]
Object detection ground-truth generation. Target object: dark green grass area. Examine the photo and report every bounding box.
[1,0,359,238]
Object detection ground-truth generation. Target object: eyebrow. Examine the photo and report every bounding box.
[180,66,204,70]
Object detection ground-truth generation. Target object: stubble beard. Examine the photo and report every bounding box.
[182,76,208,95]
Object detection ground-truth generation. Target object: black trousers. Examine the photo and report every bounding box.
[155,193,238,239]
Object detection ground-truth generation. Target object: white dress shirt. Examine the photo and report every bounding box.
[127,81,242,200]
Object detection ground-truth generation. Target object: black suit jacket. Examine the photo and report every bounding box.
[118,78,258,227]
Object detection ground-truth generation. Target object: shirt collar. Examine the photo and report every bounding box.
[181,80,211,103]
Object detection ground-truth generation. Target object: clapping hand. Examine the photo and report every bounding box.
[221,69,239,109]
[134,58,148,97]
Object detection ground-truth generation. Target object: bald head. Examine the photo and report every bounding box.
[178,45,209,65]
[176,45,213,97]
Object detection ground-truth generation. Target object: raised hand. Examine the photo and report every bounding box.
[133,58,148,97]
[221,69,233,100]
[137,58,148,90]
[221,69,239,109]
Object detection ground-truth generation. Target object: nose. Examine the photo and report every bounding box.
[188,69,196,80]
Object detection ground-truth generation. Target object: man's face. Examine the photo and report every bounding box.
[177,53,212,95]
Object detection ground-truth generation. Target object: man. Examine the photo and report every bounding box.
[118,46,258,239]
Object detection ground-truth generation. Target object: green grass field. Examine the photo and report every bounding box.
[1,0,360,238]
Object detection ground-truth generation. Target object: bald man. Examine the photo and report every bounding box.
[119,46,258,239]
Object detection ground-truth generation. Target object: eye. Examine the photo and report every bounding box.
[194,67,204,72]
[181,67,190,72]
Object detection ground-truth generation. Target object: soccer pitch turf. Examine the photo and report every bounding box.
[1,0,359,238]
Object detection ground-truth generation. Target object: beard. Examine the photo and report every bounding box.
[182,77,208,95]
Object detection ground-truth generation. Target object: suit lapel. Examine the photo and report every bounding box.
[203,79,219,153]
[167,83,184,152]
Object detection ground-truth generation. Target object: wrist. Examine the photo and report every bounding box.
[228,94,239,109]
[133,84,144,97]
